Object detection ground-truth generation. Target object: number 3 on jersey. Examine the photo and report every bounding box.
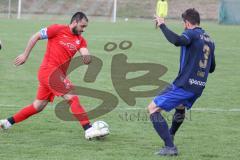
[199,44,210,69]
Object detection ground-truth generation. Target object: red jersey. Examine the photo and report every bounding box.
[39,24,87,74]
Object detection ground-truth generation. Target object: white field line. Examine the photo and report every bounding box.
[114,106,240,112]
[118,107,240,112]
[0,104,240,112]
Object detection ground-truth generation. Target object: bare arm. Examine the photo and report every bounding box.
[14,32,41,66]
[79,48,91,64]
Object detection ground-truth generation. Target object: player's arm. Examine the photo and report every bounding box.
[14,24,61,66]
[209,55,215,73]
[209,45,216,73]
[14,32,41,66]
[154,15,190,46]
[79,48,91,64]
[159,24,190,46]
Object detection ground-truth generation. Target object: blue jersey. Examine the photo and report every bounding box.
[172,28,215,94]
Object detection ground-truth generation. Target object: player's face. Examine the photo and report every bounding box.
[72,19,88,35]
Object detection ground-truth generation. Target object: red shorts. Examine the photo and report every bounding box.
[36,67,73,102]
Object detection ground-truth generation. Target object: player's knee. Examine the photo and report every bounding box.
[63,94,78,101]
[148,101,161,114]
[176,105,185,110]
[173,107,186,123]
[33,100,48,112]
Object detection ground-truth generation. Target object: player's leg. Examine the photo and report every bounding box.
[149,85,176,148]
[62,94,91,130]
[62,94,109,139]
[49,70,92,129]
[148,101,174,148]
[148,84,193,156]
[148,101,178,156]
[0,99,48,129]
[169,105,186,140]
[169,93,200,140]
[50,70,109,139]
[150,85,197,156]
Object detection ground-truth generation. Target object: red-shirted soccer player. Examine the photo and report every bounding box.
[0,12,109,139]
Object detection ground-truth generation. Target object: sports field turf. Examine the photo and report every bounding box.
[0,18,240,160]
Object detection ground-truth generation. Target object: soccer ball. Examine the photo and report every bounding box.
[85,120,110,140]
[92,120,109,131]
[92,121,110,139]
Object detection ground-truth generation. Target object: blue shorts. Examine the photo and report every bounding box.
[153,84,200,112]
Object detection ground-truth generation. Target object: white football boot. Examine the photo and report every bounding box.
[0,119,12,130]
[85,126,109,140]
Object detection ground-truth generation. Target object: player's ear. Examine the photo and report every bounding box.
[185,20,191,29]
[71,20,78,25]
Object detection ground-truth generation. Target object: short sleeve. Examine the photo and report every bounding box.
[80,37,87,48]
[39,24,64,40]
[40,28,48,39]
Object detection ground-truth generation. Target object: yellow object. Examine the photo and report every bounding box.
[156,0,168,18]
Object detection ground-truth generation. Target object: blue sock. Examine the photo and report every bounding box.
[169,108,185,135]
[150,112,174,147]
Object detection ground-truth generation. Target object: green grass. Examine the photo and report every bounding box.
[0,18,240,160]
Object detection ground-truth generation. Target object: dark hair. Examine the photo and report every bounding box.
[182,8,200,25]
[70,12,88,24]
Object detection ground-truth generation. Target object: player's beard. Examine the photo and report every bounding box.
[72,26,82,35]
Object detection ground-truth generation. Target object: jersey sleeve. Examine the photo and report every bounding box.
[39,24,63,40]
[80,37,87,48]
[209,43,216,73]
[160,24,190,46]
[182,29,195,44]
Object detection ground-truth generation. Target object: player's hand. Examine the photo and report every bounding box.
[79,48,91,64]
[154,15,165,27]
[81,55,91,65]
[14,53,28,66]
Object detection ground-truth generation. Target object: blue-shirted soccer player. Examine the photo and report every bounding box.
[149,8,216,156]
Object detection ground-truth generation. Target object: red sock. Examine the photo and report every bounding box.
[13,104,38,123]
[68,96,90,127]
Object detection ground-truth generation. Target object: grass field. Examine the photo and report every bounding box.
[0,18,240,160]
